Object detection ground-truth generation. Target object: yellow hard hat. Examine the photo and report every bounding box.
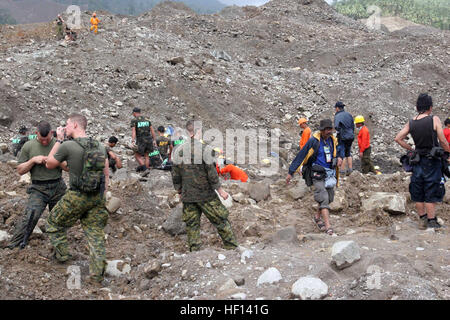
[354,115,365,124]
[297,117,308,125]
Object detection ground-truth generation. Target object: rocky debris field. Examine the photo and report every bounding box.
[0,0,449,300]
[0,156,449,300]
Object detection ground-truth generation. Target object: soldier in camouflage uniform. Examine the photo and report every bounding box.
[7,121,67,249]
[130,107,157,172]
[171,120,238,252]
[45,113,110,283]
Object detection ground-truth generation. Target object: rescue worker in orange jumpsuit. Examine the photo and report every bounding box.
[219,161,248,182]
[355,115,380,174]
[298,118,311,150]
[90,12,99,34]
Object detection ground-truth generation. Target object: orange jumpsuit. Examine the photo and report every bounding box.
[220,165,248,182]
[90,17,99,34]
[299,126,311,149]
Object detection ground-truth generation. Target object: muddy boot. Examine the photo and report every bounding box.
[427,218,441,229]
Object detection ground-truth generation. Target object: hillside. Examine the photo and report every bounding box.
[0,0,449,301]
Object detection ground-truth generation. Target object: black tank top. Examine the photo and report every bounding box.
[409,115,438,154]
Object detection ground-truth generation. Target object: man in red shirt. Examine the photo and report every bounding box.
[219,161,248,182]
[444,118,450,144]
[355,116,380,174]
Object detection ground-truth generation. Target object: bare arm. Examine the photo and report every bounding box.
[132,127,136,143]
[60,161,69,172]
[394,122,413,151]
[104,158,109,194]
[108,151,122,169]
[17,156,46,175]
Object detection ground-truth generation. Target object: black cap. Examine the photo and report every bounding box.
[19,126,28,133]
[335,101,345,109]
[319,119,333,130]
[132,107,141,113]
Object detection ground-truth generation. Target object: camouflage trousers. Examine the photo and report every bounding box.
[8,179,66,248]
[182,197,238,252]
[46,190,108,282]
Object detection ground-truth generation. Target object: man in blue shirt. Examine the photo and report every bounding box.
[334,101,355,176]
[286,119,342,235]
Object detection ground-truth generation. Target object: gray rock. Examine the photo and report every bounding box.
[257,267,282,286]
[362,192,406,214]
[291,276,328,300]
[233,275,245,286]
[271,226,298,244]
[287,180,308,200]
[144,260,162,279]
[248,181,271,202]
[331,241,361,269]
[162,204,186,236]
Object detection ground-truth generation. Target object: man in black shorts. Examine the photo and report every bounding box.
[395,93,450,229]
[130,107,157,172]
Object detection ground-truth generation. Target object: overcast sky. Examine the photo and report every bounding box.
[219,0,335,6]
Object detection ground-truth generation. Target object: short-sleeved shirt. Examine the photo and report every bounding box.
[130,116,152,139]
[53,138,107,190]
[18,138,62,181]
[156,136,170,158]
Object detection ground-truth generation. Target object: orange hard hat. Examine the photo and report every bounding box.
[297,118,308,125]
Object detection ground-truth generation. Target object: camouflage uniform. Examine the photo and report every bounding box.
[46,190,108,282]
[8,179,66,248]
[171,138,238,251]
[46,138,108,282]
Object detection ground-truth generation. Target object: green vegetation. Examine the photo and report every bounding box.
[0,9,17,25]
[332,0,449,30]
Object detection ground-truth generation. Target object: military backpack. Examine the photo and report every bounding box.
[74,138,106,193]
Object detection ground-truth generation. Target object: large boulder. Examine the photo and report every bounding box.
[331,241,361,270]
[329,188,347,212]
[287,180,308,200]
[162,204,186,236]
[291,276,328,300]
[361,192,406,214]
[248,181,271,202]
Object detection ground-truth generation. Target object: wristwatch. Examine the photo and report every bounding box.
[56,139,64,144]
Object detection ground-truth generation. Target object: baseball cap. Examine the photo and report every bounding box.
[132,107,141,113]
[319,119,333,130]
[335,101,345,109]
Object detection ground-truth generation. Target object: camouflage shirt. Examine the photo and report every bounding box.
[171,138,220,203]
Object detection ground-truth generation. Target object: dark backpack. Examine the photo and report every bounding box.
[12,136,29,156]
[74,138,106,193]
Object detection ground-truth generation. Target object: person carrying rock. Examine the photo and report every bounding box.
[45,113,110,284]
[90,12,100,34]
[334,101,355,176]
[7,121,68,249]
[219,160,248,182]
[130,107,157,172]
[105,136,122,173]
[394,93,450,229]
[298,117,311,150]
[286,119,342,235]
[55,14,64,40]
[156,126,173,161]
[171,120,238,252]
[354,115,381,175]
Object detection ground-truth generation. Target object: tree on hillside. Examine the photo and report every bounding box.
[0,9,17,25]
[333,0,449,30]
